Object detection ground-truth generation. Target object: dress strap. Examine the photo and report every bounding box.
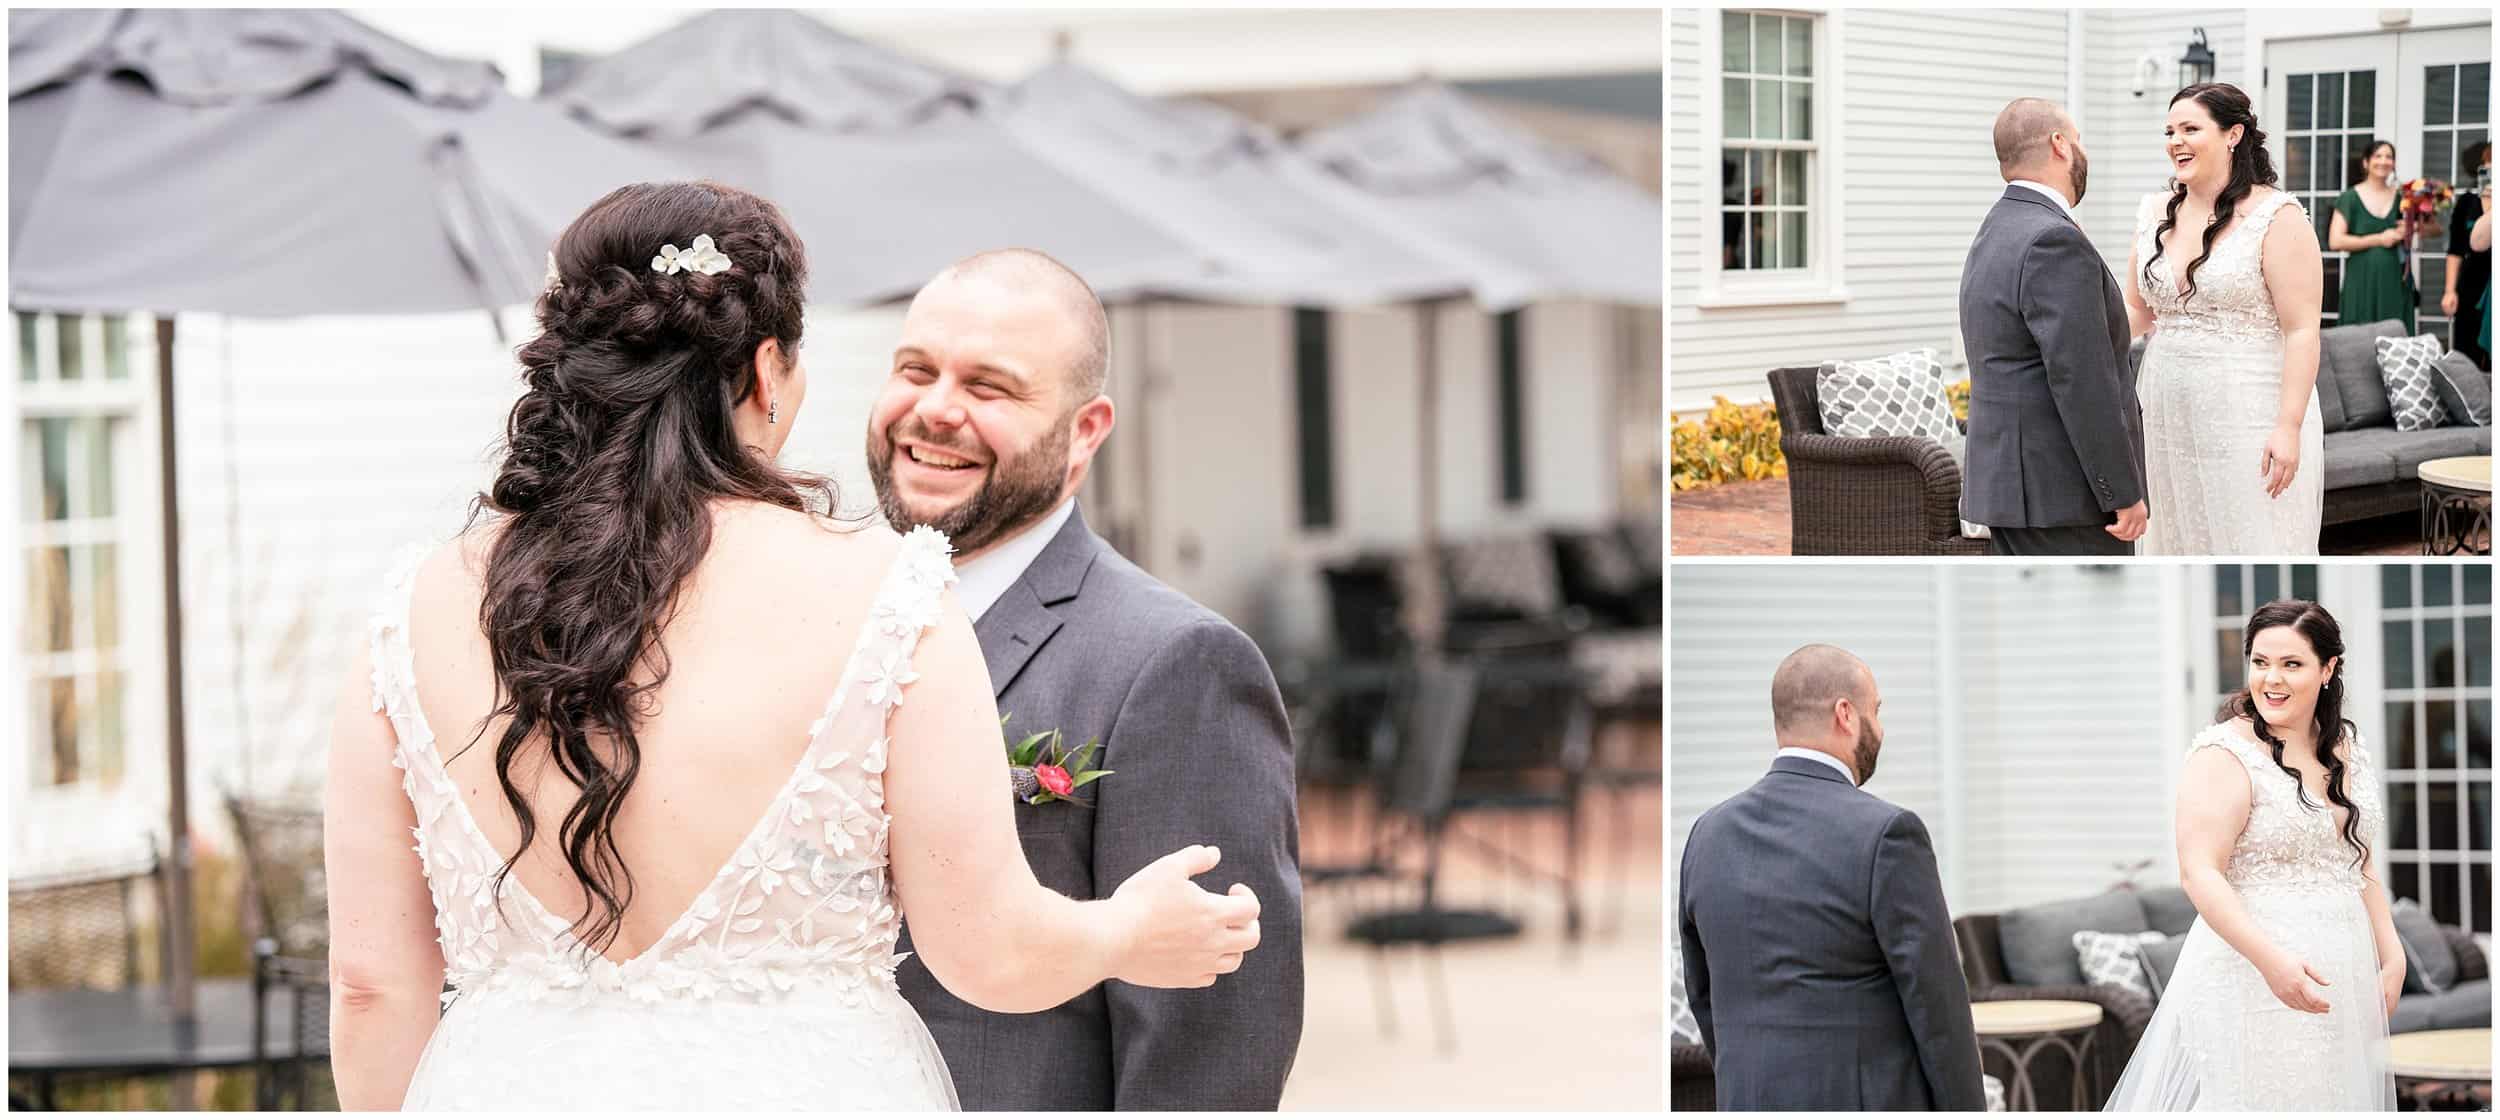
[2243,188,2306,234]
[365,540,439,763]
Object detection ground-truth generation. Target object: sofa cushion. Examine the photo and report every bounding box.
[2073,929,2166,997]
[2136,886,2198,936]
[2323,319,2407,430]
[2433,352,2493,427]
[2320,432,2404,489]
[2376,334,2453,432]
[2140,934,2189,1001]
[2448,924,2489,984]
[2391,978,2492,1034]
[2394,898,2461,993]
[1999,889,2150,987]
[2328,425,2492,480]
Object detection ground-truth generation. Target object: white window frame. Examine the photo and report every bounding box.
[1697,6,1850,309]
[11,310,168,874]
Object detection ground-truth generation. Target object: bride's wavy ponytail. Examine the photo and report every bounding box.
[2216,599,2366,870]
[465,181,836,957]
[2145,83,2281,305]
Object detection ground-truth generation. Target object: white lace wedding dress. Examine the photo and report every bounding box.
[368,527,963,1110]
[2132,188,2325,555]
[2104,723,2396,1111]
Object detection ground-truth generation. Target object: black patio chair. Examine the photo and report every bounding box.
[8,854,161,1108]
[224,795,327,958]
[1343,660,1486,1054]
[250,940,332,1110]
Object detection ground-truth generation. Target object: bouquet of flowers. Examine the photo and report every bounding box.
[1002,715,1110,806]
[2398,177,2456,232]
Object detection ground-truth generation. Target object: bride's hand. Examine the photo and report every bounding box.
[2258,950,2333,1014]
[1105,845,1261,989]
[2259,424,2301,498]
[2379,959,2405,1019]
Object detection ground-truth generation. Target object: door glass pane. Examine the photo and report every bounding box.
[93,669,123,784]
[2463,63,2490,124]
[34,418,71,522]
[2288,137,2312,193]
[1754,78,1781,140]
[2389,701,2420,768]
[2383,563,2413,607]
[2317,136,2345,192]
[2254,565,2280,605]
[2350,70,2377,129]
[82,416,114,518]
[2471,703,2491,769]
[2217,627,2243,692]
[1787,80,1812,142]
[2428,699,2459,768]
[17,314,37,382]
[1779,211,1807,269]
[2293,565,2318,603]
[28,545,70,653]
[2393,861,2420,904]
[2431,860,2461,926]
[2290,74,2316,130]
[1777,150,1806,205]
[2321,73,2346,129]
[45,676,78,786]
[101,316,129,381]
[2218,568,2244,617]
[55,315,83,382]
[2467,562,2490,605]
[2429,65,2457,128]
[2426,618,2456,687]
[1723,79,1751,140]
[1722,11,1751,73]
[2425,563,2454,606]
[2428,781,2460,849]
[2473,782,2491,853]
[2473,865,2492,933]
[88,542,118,654]
[2467,610,2490,688]
[1785,17,1811,77]
[2389,778,2420,847]
[2385,620,2415,689]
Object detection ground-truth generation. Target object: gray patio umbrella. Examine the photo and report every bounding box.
[9,10,686,1054]
[546,10,1216,308]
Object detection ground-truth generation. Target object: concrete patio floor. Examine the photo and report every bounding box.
[1672,478,2431,556]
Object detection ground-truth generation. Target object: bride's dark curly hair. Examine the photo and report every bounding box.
[464,180,833,956]
[2216,599,2367,869]
[2145,83,2280,305]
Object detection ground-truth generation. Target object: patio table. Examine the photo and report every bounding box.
[8,979,294,1107]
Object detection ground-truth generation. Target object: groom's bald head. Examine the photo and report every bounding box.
[1771,644,1873,738]
[1995,98,2075,178]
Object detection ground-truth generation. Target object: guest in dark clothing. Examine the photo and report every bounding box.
[2445,141,2492,370]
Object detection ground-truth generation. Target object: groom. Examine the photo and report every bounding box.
[872,249,1304,1110]
[1678,645,1985,1111]
[1959,97,2148,556]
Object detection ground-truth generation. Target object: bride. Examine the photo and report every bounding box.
[2123,83,2328,555]
[322,182,1263,1110]
[2104,599,2400,1110]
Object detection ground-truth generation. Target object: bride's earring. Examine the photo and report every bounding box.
[769,399,779,425]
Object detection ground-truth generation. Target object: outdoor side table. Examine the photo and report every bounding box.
[2418,456,2492,556]
[8,980,295,1107]
[1971,999,2101,1111]
[2390,1028,2492,1112]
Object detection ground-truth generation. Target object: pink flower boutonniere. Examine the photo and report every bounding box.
[1002,715,1110,806]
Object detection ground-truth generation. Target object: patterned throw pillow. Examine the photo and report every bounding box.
[2433,351,2493,427]
[1817,348,1985,537]
[1667,933,1702,1045]
[2072,929,2167,997]
[2375,334,2451,433]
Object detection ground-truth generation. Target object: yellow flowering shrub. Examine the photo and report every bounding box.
[1670,395,1785,491]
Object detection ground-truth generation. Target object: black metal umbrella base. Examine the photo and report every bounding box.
[1344,907,1522,945]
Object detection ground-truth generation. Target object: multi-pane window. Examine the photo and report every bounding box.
[17,311,146,793]
[1718,11,1815,272]
[2283,69,2379,322]
[2417,62,2490,343]
[2377,563,2492,934]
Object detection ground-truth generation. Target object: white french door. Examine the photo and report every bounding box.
[2267,27,2492,332]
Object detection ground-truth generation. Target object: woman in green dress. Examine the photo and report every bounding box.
[2328,140,2415,331]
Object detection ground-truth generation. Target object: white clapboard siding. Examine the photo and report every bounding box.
[2078,11,2252,282]
[1671,563,2184,918]
[1671,8,2073,412]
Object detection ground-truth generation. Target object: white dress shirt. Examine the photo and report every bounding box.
[2008,179,2081,226]
[1775,746,1858,785]
[950,497,1077,622]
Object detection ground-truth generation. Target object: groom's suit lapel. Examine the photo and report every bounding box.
[971,507,1100,699]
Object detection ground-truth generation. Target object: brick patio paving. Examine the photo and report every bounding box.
[1673,479,2427,556]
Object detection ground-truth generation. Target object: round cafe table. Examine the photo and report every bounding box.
[2389,1028,2491,1111]
[1971,999,2101,1111]
[2418,455,2491,556]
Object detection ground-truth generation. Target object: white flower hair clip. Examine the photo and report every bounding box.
[544,251,563,292]
[652,234,732,277]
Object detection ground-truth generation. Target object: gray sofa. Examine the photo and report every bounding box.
[2134,319,2493,526]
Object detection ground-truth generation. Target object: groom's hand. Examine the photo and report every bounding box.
[2107,501,2148,541]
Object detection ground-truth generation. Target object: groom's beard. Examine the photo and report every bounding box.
[1852,721,1883,785]
[867,416,1074,558]
[2068,147,2090,205]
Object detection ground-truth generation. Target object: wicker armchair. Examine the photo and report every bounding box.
[1671,1040,1716,1110]
[1766,367,1987,556]
[1952,913,2153,1110]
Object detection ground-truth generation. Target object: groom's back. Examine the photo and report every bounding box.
[1680,764,1944,1110]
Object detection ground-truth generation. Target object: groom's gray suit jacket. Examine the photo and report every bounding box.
[1958,186,2146,529]
[894,505,1304,1111]
[1678,756,1986,1112]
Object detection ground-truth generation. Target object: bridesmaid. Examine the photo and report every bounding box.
[2329,141,2416,331]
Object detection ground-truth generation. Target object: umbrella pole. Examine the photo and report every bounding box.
[154,315,199,1097]
[1411,298,1445,659]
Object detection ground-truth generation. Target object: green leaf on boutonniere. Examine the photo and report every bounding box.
[1011,731,1050,768]
[1064,740,1101,775]
[1071,769,1112,789]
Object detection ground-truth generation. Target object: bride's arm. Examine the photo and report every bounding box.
[2123,242,2156,339]
[2175,749,2294,972]
[2260,206,2327,492]
[883,589,1258,1014]
[2357,853,2407,1014]
[324,641,447,1111]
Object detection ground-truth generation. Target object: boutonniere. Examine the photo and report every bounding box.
[1002,715,1111,806]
